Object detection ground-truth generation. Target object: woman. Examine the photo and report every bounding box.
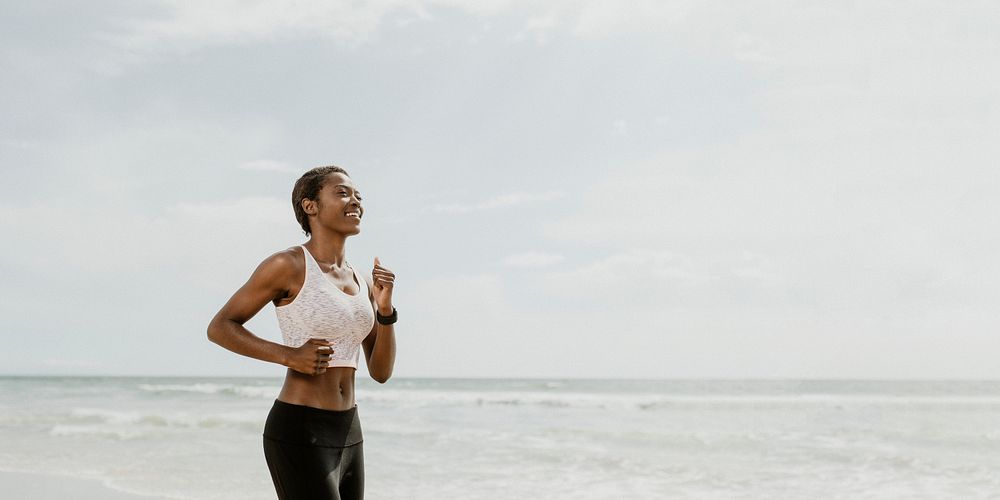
[207,165,397,500]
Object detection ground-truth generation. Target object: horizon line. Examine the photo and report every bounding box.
[3,373,1000,382]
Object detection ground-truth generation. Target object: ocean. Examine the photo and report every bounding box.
[1,376,999,499]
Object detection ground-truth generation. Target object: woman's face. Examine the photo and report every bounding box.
[312,172,364,236]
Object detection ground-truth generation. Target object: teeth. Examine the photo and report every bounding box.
[346,212,360,217]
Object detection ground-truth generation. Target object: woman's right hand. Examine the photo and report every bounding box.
[286,338,334,375]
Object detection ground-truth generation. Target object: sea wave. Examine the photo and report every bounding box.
[128,381,1000,410]
[50,424,147,440]
[136,383,279,399]
[635,393,1000,410]
[63,407,263,432]
[357,389,1000,410]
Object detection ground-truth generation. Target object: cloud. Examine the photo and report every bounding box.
[542,249,706,293]
[398,270,676,377]
[86,0,1000,77]
[42,358,100,370]
[533,0,1000,318]
[511,12,559,44]
[429,190,564,213]
[0,194,302,368]
[501,252,564,267]
[538,248,788,307]
[0,196,297,285]
[101,0,422,51]
[611,119,628,136]
[5,0,999,378]
[96,1,718,54]
[572,0,693,37]
[237,159,301,174]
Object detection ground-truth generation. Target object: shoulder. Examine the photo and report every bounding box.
[252,246,304,282]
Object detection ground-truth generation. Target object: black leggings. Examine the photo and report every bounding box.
[263,399,365,500]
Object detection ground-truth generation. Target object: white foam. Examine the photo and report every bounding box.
[357,388,1000,410]
[65,407,262,430]
[50,425,146,440]
[136,383,278,399]
[6,377,1000,500]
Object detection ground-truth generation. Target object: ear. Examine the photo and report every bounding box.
[301,198,318,216]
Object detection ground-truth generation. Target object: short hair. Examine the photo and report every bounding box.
[292,166,350,236]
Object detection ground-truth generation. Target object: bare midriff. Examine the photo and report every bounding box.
[277,367,357,410]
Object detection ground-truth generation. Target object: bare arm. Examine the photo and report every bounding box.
[362,258,396,383]
[207,250,333,374]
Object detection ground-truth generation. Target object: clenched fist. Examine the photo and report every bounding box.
[286,338,334,376]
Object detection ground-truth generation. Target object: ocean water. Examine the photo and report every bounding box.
[1,377,1000,499]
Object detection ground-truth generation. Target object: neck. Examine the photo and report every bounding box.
[304,232,348,267]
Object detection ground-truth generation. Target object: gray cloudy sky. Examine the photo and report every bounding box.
[2,1,998,379]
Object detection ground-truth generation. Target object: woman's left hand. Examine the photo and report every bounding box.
[372,257,395,313]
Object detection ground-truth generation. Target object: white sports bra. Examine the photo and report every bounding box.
[274,245,375,369]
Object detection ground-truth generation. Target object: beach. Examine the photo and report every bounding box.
[2,376,1000,499]
[0,470,169,499]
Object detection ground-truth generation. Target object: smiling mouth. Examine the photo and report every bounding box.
[345,211,361,219]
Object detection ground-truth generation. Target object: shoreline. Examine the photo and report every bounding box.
[0,470,172,500]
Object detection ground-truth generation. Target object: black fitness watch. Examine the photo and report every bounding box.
[376,307,397,325]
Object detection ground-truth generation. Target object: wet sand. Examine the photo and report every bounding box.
[0,470,172,499]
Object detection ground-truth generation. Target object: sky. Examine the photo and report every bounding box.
[1,1,998,379]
